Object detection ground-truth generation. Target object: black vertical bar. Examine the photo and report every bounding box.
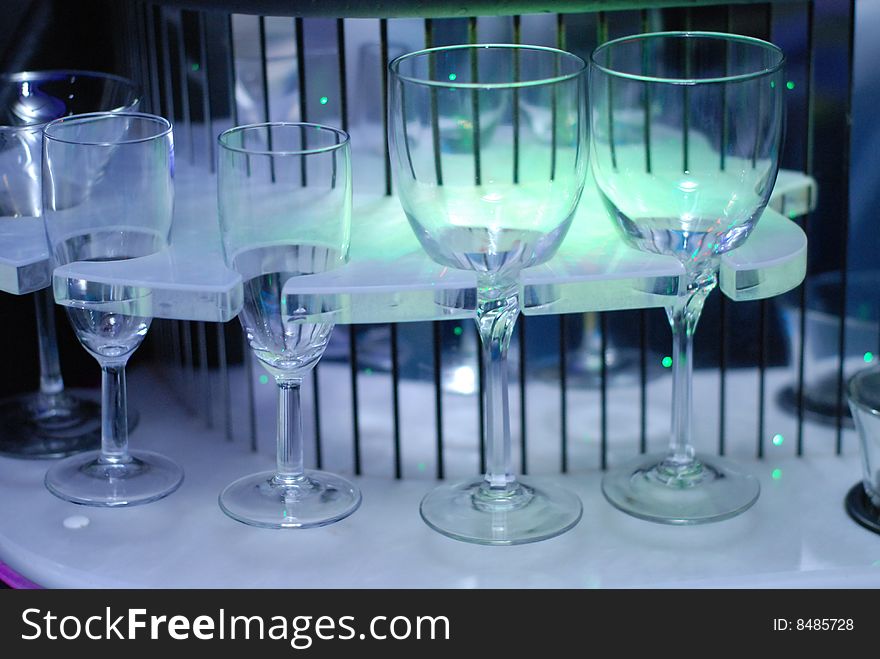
[175,9,194,163]
[598,13,617,170]
[560,315,568,472]
[226,14,239,126]
[476,327,486,475]
[182,321,195,412]
[468,17,481,185]
[600,313,608,471]
[718,5,732,457]
[757,303,767,458]
[641,10,652,174]
[797,0,815,457]
[197,321,212,428]
[295,17,307,182]
[312,368,322,469]
[258,16,275,181]
[835,0,856,454]
[349,329,361,475]
[337,19,349,132]
[425,19,443,186]
[243,332,258,452]
[513,15,521,184]
[158,7,175,123]
[557,19,569,473]
[198,12,215,173]
[144,5,161,115]
[380,19,392,197]
[216,323,233,442]
[518,317,527,475]
[390,324,402,479]
[432,322,445,480]
[639,9,650,457]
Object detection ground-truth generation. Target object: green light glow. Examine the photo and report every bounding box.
[661,356,672,368]
[865,352,875,363]
[258,374,269,385]
[191,63,200,72]
[786,81,795,90]
[319,96,328,105]
[364,367,373,375]
[770,81,775,88]
[772,433,784,446]
[453,326,463,336]
[448,73,457,81]
[771,468,782,480]
[417,462,426,472]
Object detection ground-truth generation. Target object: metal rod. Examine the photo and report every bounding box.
[425,19,443,186]
[336,19,349,132]
[380,18,392,196]
[259,16,275,181]
[513,15,521,184]
[835,0,856,454]
[349,328,361,475]
[198,11,215,173]
[174,8,194,163]
[197,321,212,429]
[468,17,481,185]
[518,316,527,475]
[216,322,233,442]
[295,17,307,184]
[560,314,568,472]
[225,14,239,126]
[311,367,322,469]
[432,321,445,479]
[390,323,402,479]
[243,331,258,452]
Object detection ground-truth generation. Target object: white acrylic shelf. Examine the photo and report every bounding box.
[0,164,811,322]
[0,364,876,589]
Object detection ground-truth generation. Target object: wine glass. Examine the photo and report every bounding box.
[0,71,139,458]
[217,122,361,529]
[590,32,785,523]
[41,112,182,506]
[389,44,588,545]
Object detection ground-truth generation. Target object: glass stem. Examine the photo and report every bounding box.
[476,273,519,491]
[275,378,306,484]
[34,288,64,397]
[100,362,130,464]
[665,262,718,465]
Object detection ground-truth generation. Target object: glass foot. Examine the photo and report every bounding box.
[601,452,760,524]
[45,449,183,507]
[420,476,583,545]
[0,391,139,459]
[219,470,362,529]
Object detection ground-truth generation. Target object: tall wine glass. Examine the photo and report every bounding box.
[41,112,183,506]
[0,71,139,458]
[590,32,785,523]
[217,122,361,529]
[389,45,588,545]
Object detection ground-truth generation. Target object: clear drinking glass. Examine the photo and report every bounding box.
[0,71,139,458]
[41,112,183,506]
[590,32,785,523]
[217,122,361,529]
[389,45,588,544]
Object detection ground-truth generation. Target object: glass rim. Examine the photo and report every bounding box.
[389,43,587,89]
[848,367,880,417]
[42,112,172,146]
[0,69,141,129]
[218,121,350,157]
[590,31,785,85]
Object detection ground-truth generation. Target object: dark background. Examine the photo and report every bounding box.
[1,0,122,398]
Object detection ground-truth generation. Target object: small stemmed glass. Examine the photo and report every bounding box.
[0,71,139,458]
[590,32,785,523]
[41,112,182,506]
[389,45,588,544]
[217,122,361,529]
